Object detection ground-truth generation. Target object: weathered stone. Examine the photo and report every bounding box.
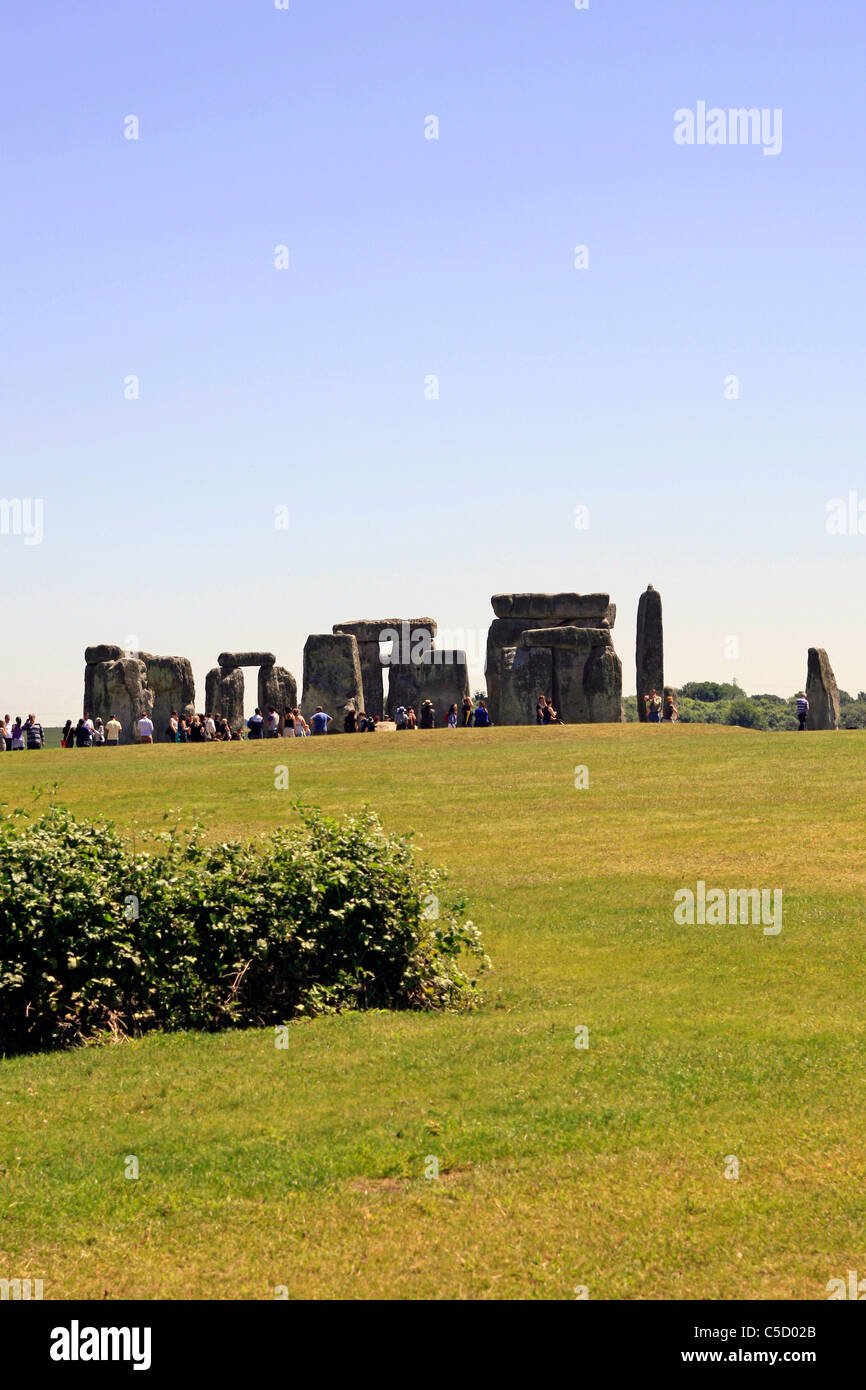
[88,658,153,744]
[491,593,612,622]
[333,618,437,646]
[584,646,624,722]
[498,646,553,725]
[551,646,592,723]
[217,651,275,670]
[387,649,470,726]
[636,585,664,723]
[205,666,245,731]
[258,664,297,717]
[145,656,196,742]
[302,634,364,729]
[519,626,611,650]
[85,644,123,665]
[332,621,437,719]
[806,648,840,730]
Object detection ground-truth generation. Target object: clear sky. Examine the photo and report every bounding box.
[2,0,865,722]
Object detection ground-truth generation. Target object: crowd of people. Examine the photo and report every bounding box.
[0,714,45,750]
[393,696,492,730]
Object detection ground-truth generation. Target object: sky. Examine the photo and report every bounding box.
[2,0,865,722]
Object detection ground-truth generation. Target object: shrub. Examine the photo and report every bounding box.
[0,804,488,1055]
[723,697,768,730]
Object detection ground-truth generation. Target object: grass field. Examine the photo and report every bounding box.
[1,724,865,1300]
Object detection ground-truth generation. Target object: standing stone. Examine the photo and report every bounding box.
[636,585,663,723]
[89,658,153,744]
[498,646,553,726]
[805,648,840,730]
[517,625,622,723]
[585,646,625,723]
[205,666,245,732]
[258,664,297,718]
[334,619,437,718]
[485,593,617,724]
[302,634,364,729]
[145,656,196,742]
[386,648,470,726]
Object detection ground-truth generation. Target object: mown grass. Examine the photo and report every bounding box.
[1,725,865,1299]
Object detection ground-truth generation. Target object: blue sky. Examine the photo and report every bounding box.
[2,0,865,720]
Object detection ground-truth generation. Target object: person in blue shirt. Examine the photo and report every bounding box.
[473,699,492,727]
[247,707,265,739]
[310,707,332,735]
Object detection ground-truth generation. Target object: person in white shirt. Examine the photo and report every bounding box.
[106,716,122,745]
[205,715,216,740]
[138,715,154,744]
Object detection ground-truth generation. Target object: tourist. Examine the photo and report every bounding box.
[343,705,358,734]
[662,693,678,722]
[541,698,556,725]
[83,713,94,735]
[247,708,265,739]
[10,717,25,750]
[266,707,280,738]
[2,715,10,750]
[25,714,45,749]
[177,716,189,743]
[406,706,417,730]
[796,691,809,731]
[61,719,74,748]
[138,712,154,744]
[292,708,310,737]
[473,699,492,727]
[461,695,474,727]
[447,703,458,729]
[93,717,106,746]
[310,706,332,735]
[74,718,91,748]
[282,707,295,736]
[165,710,179,741]
[419,699,435,729]
[395,705,408,730]
[106,715,122,746]
[644,689,662,723]
[536,695,546,725]
[205,713,216,740]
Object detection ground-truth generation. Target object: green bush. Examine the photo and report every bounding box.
[0,804,488,1055]
[723,696,769,730]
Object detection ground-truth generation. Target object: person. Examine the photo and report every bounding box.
[473,699,492,727]
[419,699,435,729]
[10,717,25,750]
[645,689,662,723]
[93,717,106,746]
[83,713,94,736]
[662,693,678,722]
[282,707,295,736]
[462,695,474,727]
[247,708,265,739]
[364,713,376,733]
[25,714,45,749]
[165,710,179,741]
[74,718,91,748]
[106,715,122,746]
[60,719,74,748]
[138,713,154,744]
[406,706,417,730]
[310,706,332,735]
[796,691,809,731]
[536,695,546,725]
[266,707,280,738]
[177,716,189,743]
[343,705,358,734]
[292,708,310,737]
[395,705,408,730]
[204,713,216,740]
[2,715,10,750]
[447,703,458,729]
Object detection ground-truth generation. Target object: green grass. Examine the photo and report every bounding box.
[2,725,865,1299]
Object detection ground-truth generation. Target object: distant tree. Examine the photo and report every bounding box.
[838,689,854,705]
[679,680,739,702]
[724,697,768,730]
[840,701,866,729]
